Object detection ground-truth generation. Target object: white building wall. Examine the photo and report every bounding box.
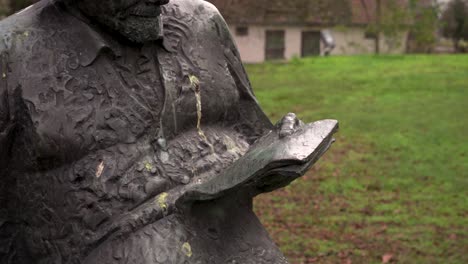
[228,25,308,63]
[229,25,266,63]
[331,27,408,55]
[229,24,408,63]
[331,27,376,55]
[380,31,409,54]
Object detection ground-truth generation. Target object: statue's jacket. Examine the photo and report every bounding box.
[0,0,289,263]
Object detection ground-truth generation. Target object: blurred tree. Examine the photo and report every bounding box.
[363,0,412,53]
[362,0,438,54]
[407,0,439,53]
[441,0,468,52]
[0,0,9,17]
[10,0,37,14]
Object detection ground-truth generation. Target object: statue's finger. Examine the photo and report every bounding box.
[279,113,297,138]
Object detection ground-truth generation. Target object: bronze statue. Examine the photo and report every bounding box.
[0,0,338,263]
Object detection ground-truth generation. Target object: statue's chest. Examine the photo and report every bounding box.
[16,49,240,153]
[16,55,158,152]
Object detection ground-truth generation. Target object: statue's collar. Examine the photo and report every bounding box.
[57,1,170,67]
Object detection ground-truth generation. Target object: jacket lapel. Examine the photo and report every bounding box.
[156,44,181,142]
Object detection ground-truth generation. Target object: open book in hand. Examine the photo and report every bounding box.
[181,119,339,202]
[88,119,338,245]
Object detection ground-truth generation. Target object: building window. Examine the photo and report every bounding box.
[235,26,249,36]
[301,31,321,57]
[265,30,285,60]
[365,31,377,39]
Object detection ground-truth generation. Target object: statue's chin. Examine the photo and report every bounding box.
[99,16,163,44]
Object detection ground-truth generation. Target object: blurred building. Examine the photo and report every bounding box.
[207,0,412,62]
[1,0,434,60]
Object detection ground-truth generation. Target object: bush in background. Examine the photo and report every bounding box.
[441,0,468,52]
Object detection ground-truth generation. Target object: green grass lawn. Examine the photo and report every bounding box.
[247,55,468,264]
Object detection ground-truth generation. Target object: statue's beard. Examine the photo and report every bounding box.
[95,15,164,44]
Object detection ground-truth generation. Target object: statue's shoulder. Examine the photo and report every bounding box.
[164,0,221,20]
[0,0,55,53]
[163,0,228,33]
[0,3,39,32]
[163,0,231,45]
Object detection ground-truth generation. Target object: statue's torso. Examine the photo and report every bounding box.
[0,1,285,263]
[5,21,251,262]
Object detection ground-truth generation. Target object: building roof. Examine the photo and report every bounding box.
[206,0,417,26]
[207,0,351,25]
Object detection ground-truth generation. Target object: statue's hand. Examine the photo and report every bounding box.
[277,113,305,138]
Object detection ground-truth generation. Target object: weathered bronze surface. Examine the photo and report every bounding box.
[0,0,338,263]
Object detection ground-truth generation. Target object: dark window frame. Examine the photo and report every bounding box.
[365,31,377,39]
[235,26,249,36]
[265,30,285,60]
[301,30,322,57]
